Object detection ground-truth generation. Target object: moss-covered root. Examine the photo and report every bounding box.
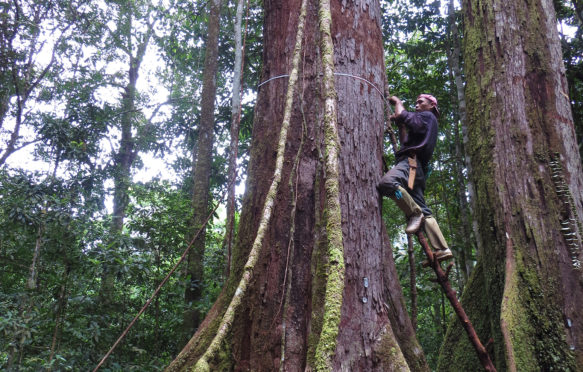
[190,0,309,370]
[313,0,346,370]
[373,325,410,371]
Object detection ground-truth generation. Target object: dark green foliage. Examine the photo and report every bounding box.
[0,0,257,368]
[0,169,226,370]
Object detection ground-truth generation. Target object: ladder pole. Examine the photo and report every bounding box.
[416,231,497,372]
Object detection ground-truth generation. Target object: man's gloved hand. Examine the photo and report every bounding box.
[394,189,403,200]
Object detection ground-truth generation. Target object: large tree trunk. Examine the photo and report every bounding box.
[183,0,223,342]
[438,0,583,368]
[167,0,427,370]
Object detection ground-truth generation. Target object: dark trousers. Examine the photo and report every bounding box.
[378,157,432,216]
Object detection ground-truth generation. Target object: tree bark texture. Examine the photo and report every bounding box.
[438,0,583,369]
[183,0,223,341]
[167,0,427,371]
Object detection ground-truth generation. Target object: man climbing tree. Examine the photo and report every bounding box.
[378,94,453,262]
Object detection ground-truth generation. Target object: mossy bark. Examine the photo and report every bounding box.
[313,0,345,369]
[168,1,426,370]
[438,0,583,369]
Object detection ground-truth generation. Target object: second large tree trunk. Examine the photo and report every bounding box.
[168,0,426,370]
[438,0,583,369]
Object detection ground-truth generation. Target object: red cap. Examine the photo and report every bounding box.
[418,94,440,117]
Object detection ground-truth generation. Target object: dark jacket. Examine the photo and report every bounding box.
[394,110,438,171]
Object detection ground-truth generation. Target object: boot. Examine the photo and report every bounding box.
[423,215,453,261]
[390,186,424,234]
[406,214,424,235]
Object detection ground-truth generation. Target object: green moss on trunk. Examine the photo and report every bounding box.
[313,0,345,369]
[441,0,583,367]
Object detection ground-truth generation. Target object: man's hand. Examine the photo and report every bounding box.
[388,95,405,120]
[388,96,401,105]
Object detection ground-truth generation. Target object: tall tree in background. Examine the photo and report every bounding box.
[555,0,583,158]
[168,0,427,370]
[99,0,154,304]
[438,0,583,368]
[183,0,223,342]
[445,0,475,284]
[223,0,246,280]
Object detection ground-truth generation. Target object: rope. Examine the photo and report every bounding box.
[333,72,386,101]
[257,74,292,87]
[258,71,397,160]
[92,192,226,372]
[258,72,387,103]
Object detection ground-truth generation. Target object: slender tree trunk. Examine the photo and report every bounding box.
[223,0,246,280]
[27,224,43,290]
[155,248,161,350]
[438,0,583,368]
[0,0,29,166]
[0,2,73,166]
[10,223,44,366]
[48,263,70,368]
[440,127,470,287]
[168,1,427,371]
[99,5,152,305]
[99,61,138,303]
[445,0,480,272]
[183,0,223,343]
